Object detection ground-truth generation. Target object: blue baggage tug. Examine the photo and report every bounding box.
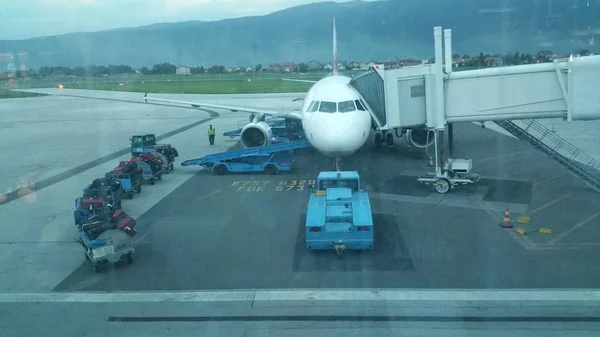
[305,171,374,255]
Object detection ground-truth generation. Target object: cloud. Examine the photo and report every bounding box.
[39,0,96,4]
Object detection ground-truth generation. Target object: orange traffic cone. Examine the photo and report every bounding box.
[500,206,513,228]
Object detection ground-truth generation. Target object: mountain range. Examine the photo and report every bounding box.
[1,0,599,69]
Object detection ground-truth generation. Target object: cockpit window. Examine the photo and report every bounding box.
[355,100,366,111]
[318,101,337,113]
[338,100,356,113]
[309,101,320,112]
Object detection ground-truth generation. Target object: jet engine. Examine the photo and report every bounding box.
[405,129,435,149]
[240,121,273,148]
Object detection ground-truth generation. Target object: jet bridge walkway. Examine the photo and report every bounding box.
[349,67,387,129]
[495,119,600,192]
[352,54,600,130]
[347,26,600,194]
[181,139,310,167]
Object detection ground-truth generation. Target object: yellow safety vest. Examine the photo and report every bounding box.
[208,127,215,136]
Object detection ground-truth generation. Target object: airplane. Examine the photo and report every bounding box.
[143,18,433,169]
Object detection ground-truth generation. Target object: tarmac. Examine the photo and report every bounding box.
[45,120,600,292]
[2,88,600,336]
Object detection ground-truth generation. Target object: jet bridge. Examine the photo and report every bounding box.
[349,26,600,193]
[351,35,600,131]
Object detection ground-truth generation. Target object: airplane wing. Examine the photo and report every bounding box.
[282,78,318,84]
[143,94,302,120]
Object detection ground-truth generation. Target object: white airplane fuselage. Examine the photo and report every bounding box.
[300,75,372,158]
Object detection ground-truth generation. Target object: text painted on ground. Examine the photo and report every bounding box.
[232,180,316,192]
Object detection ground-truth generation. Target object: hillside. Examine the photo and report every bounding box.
[1,0,599,68]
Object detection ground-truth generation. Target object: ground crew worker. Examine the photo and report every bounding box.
[208,124,215,145]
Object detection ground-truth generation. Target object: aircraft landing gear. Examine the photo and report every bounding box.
[386,132,394,147]
[374,130,394,149]
[334,157,342,171]
[374,133,382,149]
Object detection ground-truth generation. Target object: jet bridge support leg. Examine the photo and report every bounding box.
[447,124,454,156]
[436,129,446,170]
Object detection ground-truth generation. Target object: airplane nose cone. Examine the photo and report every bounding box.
[310,114,370,157]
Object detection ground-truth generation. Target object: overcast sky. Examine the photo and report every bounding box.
[1,0,370,40]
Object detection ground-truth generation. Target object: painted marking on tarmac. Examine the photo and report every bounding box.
[547,210,600,245]
[474,150,535,170]
[527,193,573,215]
[3,289,600,303]
[533,173,564,187]
[232,180,270,192]
[509,160,549,175]
[230,180,316,192]
[275,179,316,192]
[189,188,227,204]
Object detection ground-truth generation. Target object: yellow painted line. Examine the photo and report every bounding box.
[527,193,573,215]
[547,210,600,245]
[533,173,563,187]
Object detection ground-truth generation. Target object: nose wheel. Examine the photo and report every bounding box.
[334,157,342,171]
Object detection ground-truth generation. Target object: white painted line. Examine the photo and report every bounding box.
[3,289,600,304]
[548,210,600,245]
[474,150,534,170]
[509,161,548,175]
[370,192,531,213]
[0,291,255,303]
[527,193,573,215]
[533,173,563,187]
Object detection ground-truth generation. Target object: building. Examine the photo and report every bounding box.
[282,62,295,72]
[308,60,322,70]
[176,66,190,75]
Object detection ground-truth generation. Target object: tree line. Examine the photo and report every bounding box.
[13,48,593,78]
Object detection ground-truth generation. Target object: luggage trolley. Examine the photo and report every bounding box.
[76,228,134,272]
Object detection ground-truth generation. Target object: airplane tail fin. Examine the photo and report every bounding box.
[332,17,338,75]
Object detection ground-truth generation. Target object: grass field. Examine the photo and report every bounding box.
[0,89,47,99]
[10,71,364,94]
[62,77,314,94]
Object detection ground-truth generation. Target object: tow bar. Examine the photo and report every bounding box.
[332,240,346,255]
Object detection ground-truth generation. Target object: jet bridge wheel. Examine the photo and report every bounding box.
[434,178,451,194]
